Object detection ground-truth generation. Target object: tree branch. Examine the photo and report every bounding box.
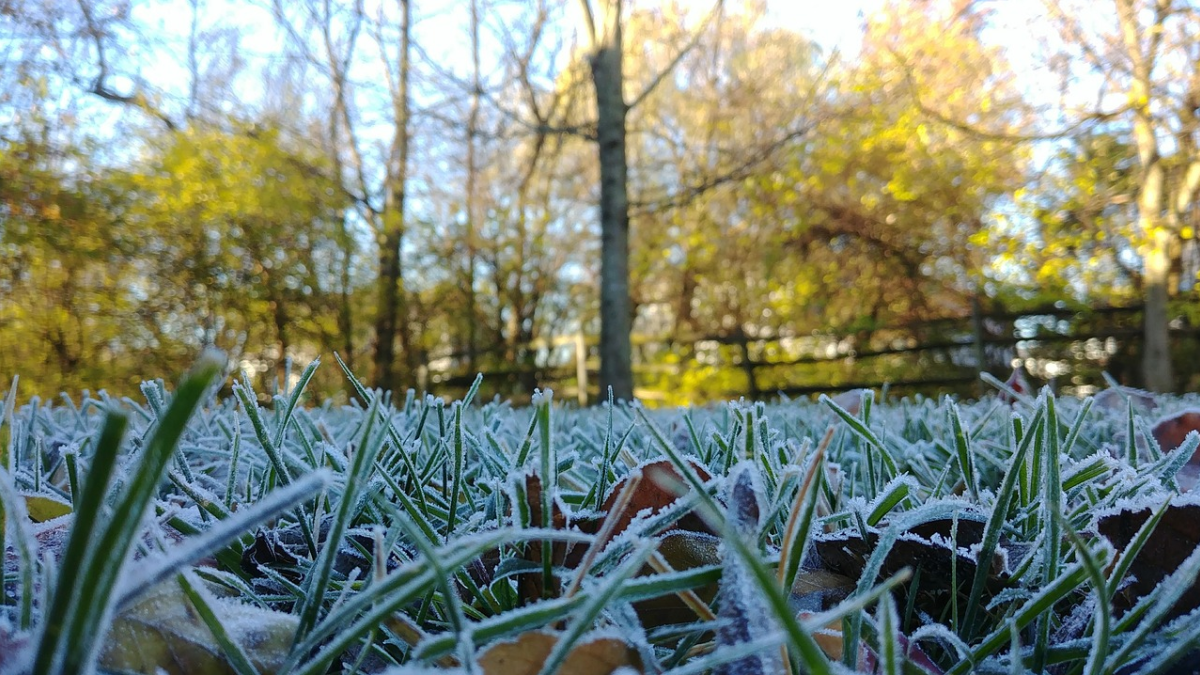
[626,0,724,112]
[76,0,177,130]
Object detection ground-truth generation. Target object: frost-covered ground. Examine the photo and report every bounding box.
[3,355,1200,675]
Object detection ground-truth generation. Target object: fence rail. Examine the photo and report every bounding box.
[424,303,1199,403]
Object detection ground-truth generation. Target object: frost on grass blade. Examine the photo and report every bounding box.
[713,461,784,675]
[12,367,1200,675]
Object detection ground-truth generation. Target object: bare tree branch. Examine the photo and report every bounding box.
[627,0,724,112]
[76,0,177,130]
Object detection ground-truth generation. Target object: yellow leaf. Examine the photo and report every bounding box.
[22,492,71,523]
[476,631,641,675]
[101,579,297,675]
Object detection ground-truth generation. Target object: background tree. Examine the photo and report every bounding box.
[1038,0,1200,391]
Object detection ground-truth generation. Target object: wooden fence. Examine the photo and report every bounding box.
[424,303,1200,404]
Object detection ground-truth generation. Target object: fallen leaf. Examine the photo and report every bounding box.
[789,568,855,613]
[600,459,714,539]
[514,460,713,603]
[0,628,32,673]
[632,530,720,628]
[1151,410,1200,491]
[517,473,593,600]
[475,631,641,675]
[828,389,872,417]
[1092,386,1157,414]
[240,518,399,581]
[796,611,945,675]
[812,514,1009,624]
[998,367,1031,404]
[101,578,298,675]
[1151,410,1200,455]
[22,492,71,522]
[714,463,782,675]
[1097,502,1200,619]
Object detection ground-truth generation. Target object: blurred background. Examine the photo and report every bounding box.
[2,0,1199,405]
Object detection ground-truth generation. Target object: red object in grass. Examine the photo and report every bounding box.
[998,367,1030,404]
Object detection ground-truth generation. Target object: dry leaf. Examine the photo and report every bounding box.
[632,530,720,628]
[600,459,714,539]
[998,367,1031,404]
[22,492,71,523]
[1151,410,1200,454]
[1092,387,1157,414]
[517,473,590,600]
[1151,411,1200,491]
[812,514,1009,622]
[515,460,713,602]
[475,631,641,675]
[1097,502,1200,619]
[714,463,781,675]
[101,578,298,675]
[789,568,855,613]
[828,389,871,416]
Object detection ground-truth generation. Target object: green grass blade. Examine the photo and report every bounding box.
[31,411,127,675]
[294,393,383,640]
[177,571,262,675]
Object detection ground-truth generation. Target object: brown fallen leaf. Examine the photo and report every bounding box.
[515,460,714,602]
[600,459,714,540]
[517,473,597,600]
[632,530,720,628]
[1151,410,1200,454]
[797,612,944,675]
[789,568,855,613]
[812,514,1009,624]
[1097,501,1200,619]
[1150,410,1200,491]
[0,627,32,671]
[1092,386,1157,414]
[475,631,641,675]
[715,463,782,675]
[998,367,1031,404]
[101,577,298,675]
[828,389,872,417]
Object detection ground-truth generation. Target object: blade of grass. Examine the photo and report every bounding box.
[636,407,835,675]
[961,402,1046,639]
[31,411,127,675]
[1034,394,1064,673]
[294,393,384,640]
[0,467,36,629]
[44,353,223,675]
[176,571,262,675]
[273,359,319,448]
[949,401,979,502]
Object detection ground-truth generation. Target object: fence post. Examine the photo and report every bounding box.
[735,328,761,400]
[971,294,987,394]
[575,332,589,406]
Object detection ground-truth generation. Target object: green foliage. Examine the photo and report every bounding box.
[0,124,354,399]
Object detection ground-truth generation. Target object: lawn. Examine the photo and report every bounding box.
[2,352,1200,675]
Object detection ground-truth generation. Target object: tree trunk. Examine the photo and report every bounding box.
[372,0,412,393]
[374,227,402,392]
[338,220,355,372]
[1118,0,1174,392]
[464,0,481,375]
[588,1,634,402]
[1143,225,1174,391]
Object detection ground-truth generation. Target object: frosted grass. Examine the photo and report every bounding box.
[1,358,1199,673]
